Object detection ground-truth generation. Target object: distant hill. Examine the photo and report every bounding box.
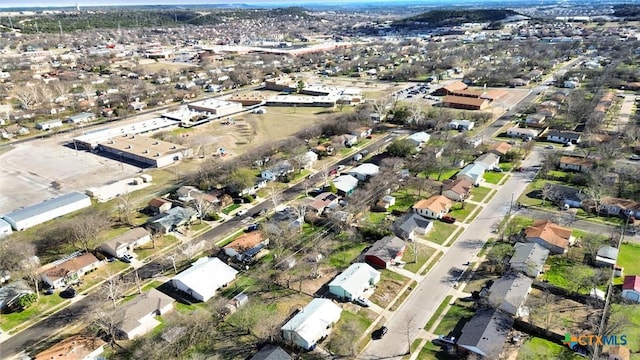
[612,5,640,19]
[395,9,519,28]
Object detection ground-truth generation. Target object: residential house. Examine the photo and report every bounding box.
[608,345,630,360]
[147,206,197,234]
[449,119,475,131]
[525,113,547,127]
[489,142,512,157]
[474,153,500,171]
[98,228,151,259]
[240,177,269,197]
[622,275,640,302]
[66,112,96,124]
[348,163,379,181]
[261,161,294,181]
[392,213,433,241]
[559,156,593,172]
[148,197,173,214]
[413,195,452,220]
[509,242,550,278]
[332,175,359,197]
[537,106,558,118]
[542,184,589,208]
[223,231,270,263]
[281,298,342,350]
[364,236,406,269]
[296,151,319,169]
[343,134,358,147]
[547,130,582,144]
[506,127,539,139]
[600,197,640,218]
[36,119,63,130]
[457,309,513,359]
[250,345,293,360]
[171,257,238,302]
[442,178,473,202]
[523,220,574,255]
[312,143,334,157]
[113,288,175,339]
[306,192,339,216]
[176,186,218,205]
[33,335,106,360]
[351,127,372,139]
[406,132,431,149]
[564,80,579,89]
[0,280,34,312]
[328,263,380,301]
[41,252,102,289]
[458,163,486,186]
[483,273,533,317]
[595,246,619,267]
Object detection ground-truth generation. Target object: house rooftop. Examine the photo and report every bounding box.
[413,195,452,213]
[250,344,292,360]
[442,178,473,196]
[487,273,533,315]
[42,253,100,282]
[328,263,379,298]
[103,227,150,253]
[559,156,593,167]
[115,288,175,334]
[457,309,513,359]
[597,245,619,260]
[524,220,572,250]
[509,242,549,276]
[224,231,266,252]
[623,275,640,292]
[365,236,405,261]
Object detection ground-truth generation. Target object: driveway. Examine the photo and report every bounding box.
[359,150,543,359]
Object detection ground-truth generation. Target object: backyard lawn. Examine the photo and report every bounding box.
[470,186,492,202]
[402,243,437,273]
[516,337,581,360]
[616,243,640,285]
[328,242,369,269]
[389,192,421,212]
[424,169,459,181]
[542,257,597,294]
[423,222,459,245]
[611,304,640,355]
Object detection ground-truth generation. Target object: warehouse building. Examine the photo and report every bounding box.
[73,118,180,150]
[187,99,242,117]
[265,95,338,107]
[2,192,92,231]
[98,134,191,168]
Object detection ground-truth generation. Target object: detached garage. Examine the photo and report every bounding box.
[2,192,92,231]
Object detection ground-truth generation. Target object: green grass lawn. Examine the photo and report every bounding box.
[611,304,640,355]
[389,192,421,212]
[424,222,459,245]
[189,222,211,233]
[134,234,179,259]
[471,186,492,202]
[414,342,459,360]
[76,260,131,293]
[390,280,417,311]
[433,302,475,336]
[365,211,388,225]
[542,257,596,294]
[425,295,453,331]
[424,169,458,181]
[402,243,437,273]
[449,203,477,222]
[222,203,241,215]
[616,243,640,285]
[421,251,443,275]
[517,337,581,360]
[483,171,507,184]
[517,179,550,207]
[0,294,69,332]
[545,170,569,181]
[328,242,368,269]
[328,309,374,356]
[499,162,514,171]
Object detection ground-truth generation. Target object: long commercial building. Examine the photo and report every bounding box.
[73,118,180,149]
[98,134,191,168]
[187,99,243,117]
[2,192,92,231]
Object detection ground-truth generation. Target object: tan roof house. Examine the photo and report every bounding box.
[442,178,473,202]
[523,220,574,255]
[559,156,594,172]
[413,195,453,219]
[98,227,151,258]
[41,252,102,289]
[113,288,175,339]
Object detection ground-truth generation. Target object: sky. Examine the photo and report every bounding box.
[1,0,398,9]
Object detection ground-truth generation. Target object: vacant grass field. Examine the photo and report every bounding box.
[328,242,369,269]
[402,243,437,273]
[616,243,640,285]
[424,169,458,181]
[424,222,459,245]
[611,304,640,356]
[542,257,597,294]
[389,192,421,212]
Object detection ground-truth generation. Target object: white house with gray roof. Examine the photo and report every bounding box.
[509,242,549,278]
[328,263,380,301]
[457,309,513,359]
[484,273,533,317]
[281,298,342,350]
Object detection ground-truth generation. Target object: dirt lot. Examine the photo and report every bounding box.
[524,288,600,336]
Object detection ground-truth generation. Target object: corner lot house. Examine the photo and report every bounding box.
[509,242,549,278]
[523,220,574,255]
[3,192,92,231]
[281,298,342,350]
[34,334,106,360]
[364,236,406,269]
[622,275,640,302]
[171,257,238,302]
[99,228,151,258]
[413,195,452,220]
[328,263,380,301]
[41,252,102,289]
[457,309,513,359]
[392,213,433,241]
[113,288,174,339]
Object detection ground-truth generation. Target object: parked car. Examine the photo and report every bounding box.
[236,209,248,217]
[441,215,456,224]
[120,253,134,263]
[545,145,554,149]
[372,326,388,340]
[433,335,457,346]
[353,296,371,307]
[246,223,259,232]
[60,287,77,299]
[629,154,640,161]
[337,165,346,172]
[44,288,55,295]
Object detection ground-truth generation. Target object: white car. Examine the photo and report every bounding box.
[629,155,640,161]
[353,296,371,307]
[235,209,248,217]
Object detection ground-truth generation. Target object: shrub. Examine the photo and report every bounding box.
[18,293,38,309]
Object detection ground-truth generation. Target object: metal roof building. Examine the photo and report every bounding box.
[2,192,92,231]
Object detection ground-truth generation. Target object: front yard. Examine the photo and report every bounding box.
[433,300,475,336]
[0,293,69,332]
[371,270,410,309]
[483,171,507,185]
[402,243,437,273]
[470,186,493,202]
[449,203,478,223]
[423,222,459,245]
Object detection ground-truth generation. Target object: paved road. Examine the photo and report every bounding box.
[359,150,544,359]
[0,133,395,360]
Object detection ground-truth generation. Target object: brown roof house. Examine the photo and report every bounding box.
[148,197,172,215]
[98,227,151,259]
[413,195,453,220]
[443,95,489,110]
[559,156,594,172]
[523,220,574,255]
[442,178,473,202]
[41,252,102,289]
[34,334,106,360]
[223,231,270,263]
[433,80,468,96]
[364,236,406,269]
[489,142,512,157]
[113,288,175,339]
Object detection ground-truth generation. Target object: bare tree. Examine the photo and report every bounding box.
[13,84,40,110]
[69,211,112,251]
[191,198,215,224]
[117,194,134,225]
[101,271,124,309]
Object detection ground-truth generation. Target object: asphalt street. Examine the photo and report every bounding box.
[359,150,544,360]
